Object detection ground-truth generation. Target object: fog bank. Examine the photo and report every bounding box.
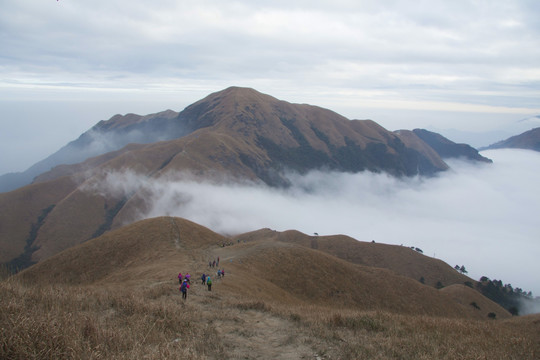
[89,149,540,297]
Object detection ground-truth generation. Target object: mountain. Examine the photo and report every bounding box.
[482,127,540,152]
[409,129,492,163]
[0,109,180,193]
[1,87,486,268]
[1,87,453,194]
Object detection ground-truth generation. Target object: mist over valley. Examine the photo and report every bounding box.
[84,148,540,299]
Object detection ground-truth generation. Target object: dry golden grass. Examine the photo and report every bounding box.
[0,176,77,263]
[2,216,539,359]
[2,278,539,360]
[237,229,473,289]
[0,279,225,359]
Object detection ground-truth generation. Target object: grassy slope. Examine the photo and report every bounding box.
[2,216,538,359]
[18,217,509,320]
[235,229,473,289]
[0,176,78,263]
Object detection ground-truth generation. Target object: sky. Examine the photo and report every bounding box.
[85,148,540,301]
[2,0,540,174]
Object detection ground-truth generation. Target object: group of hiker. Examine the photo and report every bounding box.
[177,261,225,300]
[209,257,219,268]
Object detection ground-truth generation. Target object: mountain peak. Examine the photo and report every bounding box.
[190,86,278,111]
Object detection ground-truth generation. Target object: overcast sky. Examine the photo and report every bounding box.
[1,0,540,173]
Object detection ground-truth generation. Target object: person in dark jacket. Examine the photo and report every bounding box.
[180,279,190,300]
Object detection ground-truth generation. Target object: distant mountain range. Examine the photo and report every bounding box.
[481,127,540,152]
[0,87,491,268]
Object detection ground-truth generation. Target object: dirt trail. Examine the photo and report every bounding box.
[176,247,324,360]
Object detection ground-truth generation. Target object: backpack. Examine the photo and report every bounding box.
[207,278,212,285]
[180,282,187,292]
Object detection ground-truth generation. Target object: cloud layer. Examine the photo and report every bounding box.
[3,1,539,112]
[88,149,540,297]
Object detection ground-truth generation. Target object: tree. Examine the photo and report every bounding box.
[508,306,519,316]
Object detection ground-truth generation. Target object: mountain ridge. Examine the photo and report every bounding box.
[0,87,489,268]
[481,127,540,152]
[16,215,510,319]
[2,86,487,192]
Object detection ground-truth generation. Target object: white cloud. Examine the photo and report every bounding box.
[87,149,540,298]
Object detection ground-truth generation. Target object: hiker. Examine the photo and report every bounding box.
[212,260,216,268]
[201,273,206,285]
[217,269,222,279]
[178,272,183,284]
[185,273,191,284]
[217,256,220,266]
[208,261,212,268]
[207,276,212,291]
[180,279,190,300]
[221,269,225,278]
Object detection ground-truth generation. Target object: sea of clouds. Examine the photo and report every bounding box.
[87,148,540,304]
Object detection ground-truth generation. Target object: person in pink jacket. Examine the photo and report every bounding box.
[178,272,182,284]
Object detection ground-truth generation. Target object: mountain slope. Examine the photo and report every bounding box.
[0,87,478,266]
[7,217,534,359]
[16,216,510,320]
[36,87,451,187]
[235,228,472,289]
[0,176,78,264]
[0,110,180,193]
[483,127,540,152]
[411,128,492,162]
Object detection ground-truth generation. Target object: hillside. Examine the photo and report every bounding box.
[1,87,460,267]
[0,176,79,264]
[411,128,492,162]
[17,217,509,320]
[483,127,540,152]
[3,216,537,359]
[235,229,473,289]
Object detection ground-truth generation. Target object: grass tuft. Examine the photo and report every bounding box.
[235,301,271,312]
